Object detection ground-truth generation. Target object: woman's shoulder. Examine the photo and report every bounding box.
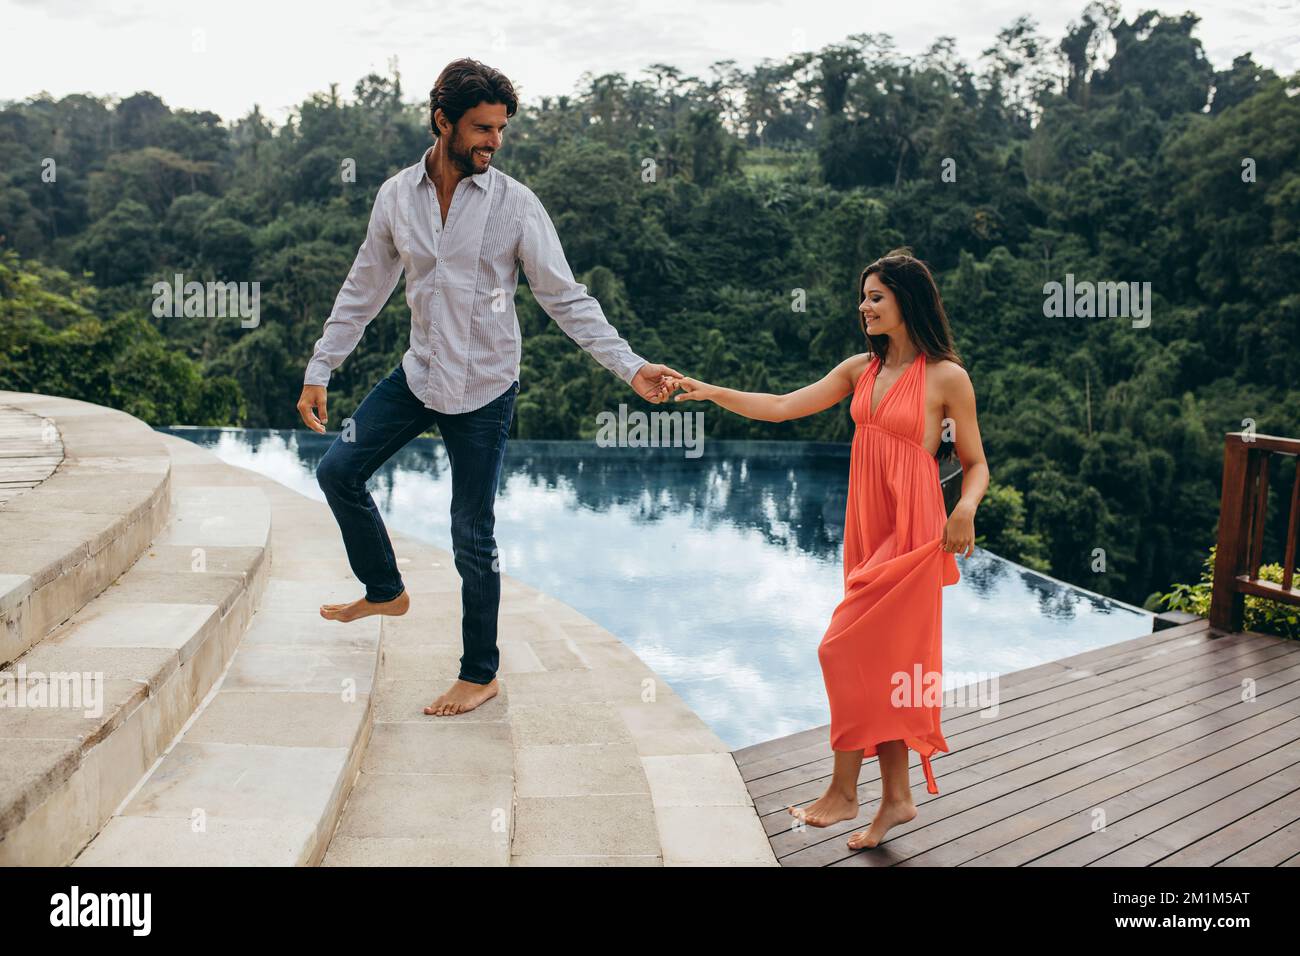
[849,351,876,380]
[925,355,967,378]
[926,356,973,398]
[833,352,875,392]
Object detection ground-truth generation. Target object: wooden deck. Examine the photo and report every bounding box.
[734,618,1300,866]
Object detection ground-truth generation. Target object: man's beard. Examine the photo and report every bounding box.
[446,128,489,175]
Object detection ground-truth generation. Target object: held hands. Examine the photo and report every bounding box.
[297,385,328,434]
[661,374,719,403]
[942,503,976,558]
[632,363,687,403]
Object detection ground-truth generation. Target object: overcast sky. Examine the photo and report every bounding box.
[4,0,1298,125]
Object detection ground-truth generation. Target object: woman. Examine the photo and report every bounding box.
[667,248,988,850]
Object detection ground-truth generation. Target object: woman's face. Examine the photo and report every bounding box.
[860,273,901,336]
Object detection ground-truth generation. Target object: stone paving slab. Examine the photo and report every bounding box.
[118,741,350,822]
[74,815,321,867]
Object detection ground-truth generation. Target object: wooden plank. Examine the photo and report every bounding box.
[746,629,1278,805]
[917,698,1300,866]
[747,621,1215,780]
[1151,781,1300,866]
[820,701,1300,868]
[734,621,1215,775]
[781,659,1300,866]
[1030,749,1300,866]
[1218,815,1300,866]
[774,642,1300,850]
[754,634,1300,868]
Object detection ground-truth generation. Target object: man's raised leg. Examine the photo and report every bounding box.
[316,362,436,622]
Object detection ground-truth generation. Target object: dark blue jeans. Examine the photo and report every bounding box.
[315,362,518,684]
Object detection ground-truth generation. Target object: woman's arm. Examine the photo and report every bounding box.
[940,363,990,557]
[669,354,870,422]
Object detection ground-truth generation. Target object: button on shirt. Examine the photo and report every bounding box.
[304,145,648,413]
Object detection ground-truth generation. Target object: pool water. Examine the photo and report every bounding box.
[161,428,1154,750]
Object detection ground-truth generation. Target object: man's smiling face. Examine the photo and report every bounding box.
[440,101,509,175]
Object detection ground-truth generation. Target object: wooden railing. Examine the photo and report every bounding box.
[1210,432,1300,632]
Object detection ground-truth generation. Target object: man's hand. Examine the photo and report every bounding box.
[632,363,684,403]
[297,384,329,433]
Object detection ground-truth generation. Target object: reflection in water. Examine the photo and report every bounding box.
[161,428,1154,750]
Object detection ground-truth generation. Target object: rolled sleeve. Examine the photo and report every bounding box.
[304,179,404,386]
[517,191,647,386]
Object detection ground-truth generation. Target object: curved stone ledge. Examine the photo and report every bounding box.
[0,429,271,865]
[0,392,172,667]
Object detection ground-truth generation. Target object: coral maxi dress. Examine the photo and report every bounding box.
[817,352,961,795]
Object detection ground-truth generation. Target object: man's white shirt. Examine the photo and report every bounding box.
[305,145,647,413]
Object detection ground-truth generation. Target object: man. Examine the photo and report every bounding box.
[296,58,679,718]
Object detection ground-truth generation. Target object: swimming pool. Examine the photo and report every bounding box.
[160,428,1154,750]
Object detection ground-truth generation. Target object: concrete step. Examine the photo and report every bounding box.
[0,393,171,667]
[72,435,377,866]
[0,432,270,865]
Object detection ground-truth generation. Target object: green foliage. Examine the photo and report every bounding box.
[0,250,242,424]
[1154,545,1300,641]
[975,481,1051,571]
[0,11,1297,611]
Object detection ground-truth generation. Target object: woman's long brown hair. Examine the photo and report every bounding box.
[858,247,963,461]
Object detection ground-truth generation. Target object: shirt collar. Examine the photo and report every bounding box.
[418,143,490,192]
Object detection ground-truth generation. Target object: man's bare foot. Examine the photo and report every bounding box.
[788,787,859,828]
[320,590,410,622]
[423,678,499,716]
[846,798,918,849]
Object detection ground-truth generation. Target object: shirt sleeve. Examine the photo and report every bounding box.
[304,179,403,386]
[517,190,647,386]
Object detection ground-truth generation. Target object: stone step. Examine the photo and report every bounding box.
[0,431,270,865]
[0,393,170,667]
[73,435,376,866]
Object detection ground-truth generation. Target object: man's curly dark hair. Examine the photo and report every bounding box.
[428,58,518,137]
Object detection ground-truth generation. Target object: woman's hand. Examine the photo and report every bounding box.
[631,362,685,403]
[666,375,719,403]
[942,503,976,558]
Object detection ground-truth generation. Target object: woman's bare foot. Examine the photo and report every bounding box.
[788,786,859,827]
[423,678,499,716]
[320,590,410,622]
[846,798,917,849]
